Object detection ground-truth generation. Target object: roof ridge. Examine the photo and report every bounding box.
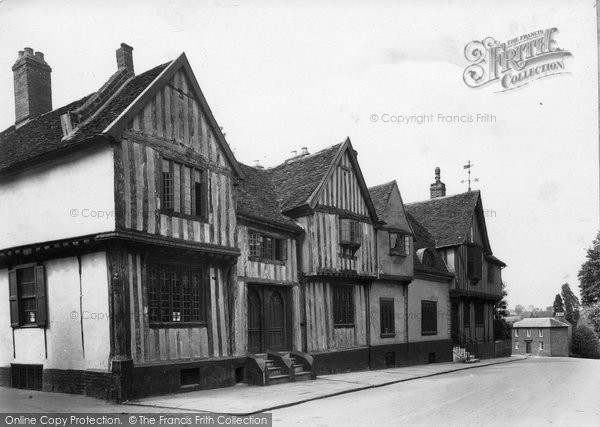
[406,189,480,206]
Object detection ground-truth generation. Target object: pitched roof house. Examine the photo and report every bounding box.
[512,318,571,357]
[406,168,506,360]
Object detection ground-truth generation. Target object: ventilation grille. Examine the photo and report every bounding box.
[11,364,43,390]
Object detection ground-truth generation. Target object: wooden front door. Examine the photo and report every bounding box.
[526,341,532,354]
[247,285,288,353]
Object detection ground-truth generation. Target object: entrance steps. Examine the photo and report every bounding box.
[453,346,480,364]
[246,351,315,386]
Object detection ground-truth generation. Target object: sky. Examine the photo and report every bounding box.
[0,0,598,309]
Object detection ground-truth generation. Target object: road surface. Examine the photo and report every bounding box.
[271,357,600,427]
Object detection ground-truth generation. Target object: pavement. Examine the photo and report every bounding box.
[124,355,527,415]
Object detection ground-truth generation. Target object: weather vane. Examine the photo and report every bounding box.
[461,160,479,191]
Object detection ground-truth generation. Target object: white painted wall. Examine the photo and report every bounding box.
[408,278,451,342]
[369,281,407,345]
[0,252,110,371]
[0,145,115,249]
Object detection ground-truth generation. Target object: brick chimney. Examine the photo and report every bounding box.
[430,167,446,199]
[13,47,52,127]
[116,43,134,75]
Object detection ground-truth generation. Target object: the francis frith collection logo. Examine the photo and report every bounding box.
[463,28,572,91]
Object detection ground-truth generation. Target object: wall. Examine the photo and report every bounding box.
[376,186,413,279]
[369,281,407,346]
[126,253,232,364]
[512,327,569,357]
[0,145,115,249]
[297,213,376,276]
[407,278,450,343]
[549,328,569,357]
[117,68,236,247]
[232,224,301,355]
[304,282,368,353]
[0,252,110,371]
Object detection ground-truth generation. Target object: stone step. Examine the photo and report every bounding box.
[267,366,283,376]
[268,374,291,385]
[294,371,312,382]
[293,364,304,373]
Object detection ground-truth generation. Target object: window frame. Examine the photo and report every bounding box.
[147,262,209,328]
[539,341,544,350]
[421,300,438,336]
[248,231,288,264]
[160,158,209,222]
[9,264,47,328]
[333,285,355,328]
[339,218,362,258]
[539,329,543,338]
[379,298,395,338]
[515,329,519,337]
[526,329,531,337]
[515,342,519,350]
[389,233,410,257]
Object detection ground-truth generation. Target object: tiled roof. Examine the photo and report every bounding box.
[0,62,170,174]
[268,144,342,213]
[513,318,570,328]
[405,191,481,248]
[237,163,303,231]
[368,181,396,220]
[407,212,451,277]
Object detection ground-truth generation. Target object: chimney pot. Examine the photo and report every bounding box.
[291,150,297,157]
[116,43,134,75]
[301,147,309,155]
[13,47,52,126]
[430,166,446,199]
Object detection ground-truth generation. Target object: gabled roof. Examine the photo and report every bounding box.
[269,143,342,213]
[103,53,243,178]
[0,62,168,175]
[237,163,303,232]
[269,138,378,222]
[369,181,396,219]
[513,318,570,328]
[406,190,489,250]
[0,52,243,178]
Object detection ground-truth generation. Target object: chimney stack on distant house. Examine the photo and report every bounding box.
[116,43,134,75]
[13,47,52,127]
[430,167,446,199]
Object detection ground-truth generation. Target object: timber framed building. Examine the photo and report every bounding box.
[0,45,505,399]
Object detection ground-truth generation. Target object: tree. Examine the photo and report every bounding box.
[561,283,580,325]
[553,294,564,315]
[494,282,510,340]
[578,231,600,306]
[515,305,524,315]
[571,325,600,359]
[583,303,600,336]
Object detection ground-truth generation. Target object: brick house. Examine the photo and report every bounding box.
[512,318,571,357]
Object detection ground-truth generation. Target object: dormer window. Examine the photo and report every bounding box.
[389,233,410,256]
[416,248,436,268]
[339,218,362,257]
